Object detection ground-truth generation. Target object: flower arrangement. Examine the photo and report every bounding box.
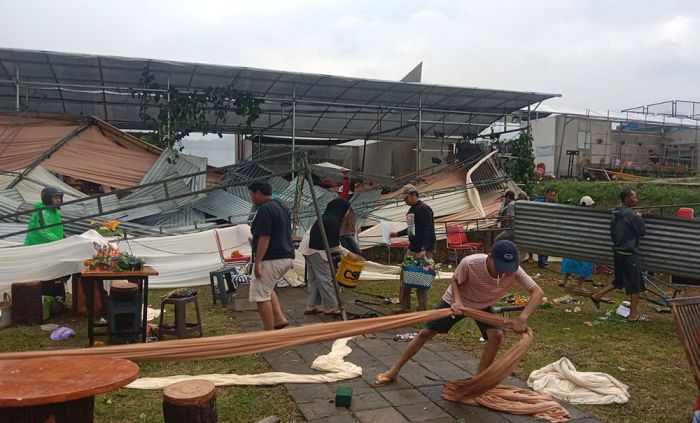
[401,256,435,272]
[91,219,123,236]
[84,243,145,272]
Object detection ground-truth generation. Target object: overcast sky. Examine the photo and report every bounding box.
[2,0,699,112]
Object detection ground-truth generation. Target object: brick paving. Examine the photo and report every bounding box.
[233,287,599,423]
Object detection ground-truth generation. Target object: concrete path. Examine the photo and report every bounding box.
[233,287,600,423]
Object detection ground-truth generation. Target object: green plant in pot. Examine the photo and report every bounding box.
[117,253,145,271]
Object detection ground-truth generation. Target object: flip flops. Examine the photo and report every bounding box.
[371,373,394,388]
[323,310,342,316]
[304,309,323,315]
[627,315,650,323]
[273,322,290,330]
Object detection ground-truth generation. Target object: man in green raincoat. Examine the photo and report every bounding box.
[25,186,67,299]
[24,186,65,246]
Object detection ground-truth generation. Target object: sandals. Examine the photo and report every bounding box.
[627,315,651,323]
[371,373,394,388]
[273,322,290,330]
[304,309,323,315]
[323,310,342,316]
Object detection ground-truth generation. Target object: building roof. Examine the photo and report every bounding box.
[0,48,559,141]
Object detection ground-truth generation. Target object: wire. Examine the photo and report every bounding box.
[118,237,250,257]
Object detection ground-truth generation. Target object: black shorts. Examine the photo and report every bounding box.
[613,252,645,295]
[425,300,501,340]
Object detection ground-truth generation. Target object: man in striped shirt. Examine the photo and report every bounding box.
[372,240,544,387]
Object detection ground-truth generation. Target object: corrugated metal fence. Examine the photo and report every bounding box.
[514,201,700,279]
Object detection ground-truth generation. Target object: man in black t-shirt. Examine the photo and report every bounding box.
[248,181,295,331]
[389,184,436,312]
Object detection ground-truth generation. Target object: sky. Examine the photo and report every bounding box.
[2,0,700,112]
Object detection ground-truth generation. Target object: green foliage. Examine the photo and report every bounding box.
[505,130,536,195]
[131,69,263,149]
[531,180,700,215]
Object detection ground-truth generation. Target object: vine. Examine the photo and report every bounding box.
[131,69,263,149]
[506,129,536,194]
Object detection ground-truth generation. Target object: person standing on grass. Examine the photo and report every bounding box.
[559,196,595,291]
[536,188,557,268]
[371,240,544,387]
[494,190,516,243]
[591,189,648,322]
[248,181,294,331]
[389,184,436,312]
[299,198,362,316]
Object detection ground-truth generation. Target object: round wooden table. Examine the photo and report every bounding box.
[0,356,139,423]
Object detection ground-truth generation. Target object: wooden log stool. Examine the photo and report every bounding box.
[163,380,217,423]
[10,281,42,325]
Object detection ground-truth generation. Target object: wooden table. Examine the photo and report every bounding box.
[0,356,139,422]
[80,266,159,347]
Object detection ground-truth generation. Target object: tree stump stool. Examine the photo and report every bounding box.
[10,281,42,325]
[163,380,217,423]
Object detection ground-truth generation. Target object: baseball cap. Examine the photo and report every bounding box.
[580,196,595,207]
[491,240,519,273]
[400,184,418,199]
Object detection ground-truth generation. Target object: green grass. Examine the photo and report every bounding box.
[531,180,700,214]
[351,261,698,423]
[0,287,303,423]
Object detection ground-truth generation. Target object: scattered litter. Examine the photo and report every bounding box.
[654,306,671,314]
[583,321,593,327]
[573,306,581,313]
[393,332,417,342]
[479,336,485,342]
[621,301,631,307]
[533,273,541,278]
[552,295,576,305]
[40,323,59,332]
[616,305,630,318]
[617,367,627,372]
[50,326,76,341]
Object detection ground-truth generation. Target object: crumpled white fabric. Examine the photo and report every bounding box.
[126,337,362,389]
[527,357,629,405]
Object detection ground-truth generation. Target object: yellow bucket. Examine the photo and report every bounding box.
[336,255,365,288]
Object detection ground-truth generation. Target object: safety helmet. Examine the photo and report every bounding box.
[41,186,64,206]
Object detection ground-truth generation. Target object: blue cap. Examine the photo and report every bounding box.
[491,240,519,273]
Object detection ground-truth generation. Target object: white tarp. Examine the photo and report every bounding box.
[527,357,630,405]
[0,225,446,295]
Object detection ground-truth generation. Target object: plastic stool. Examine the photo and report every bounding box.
[209,266,239,306]
[159,294,203,340]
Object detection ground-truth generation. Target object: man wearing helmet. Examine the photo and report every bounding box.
[24,186,65,246]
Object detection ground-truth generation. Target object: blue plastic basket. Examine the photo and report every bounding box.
[401,265,436,291]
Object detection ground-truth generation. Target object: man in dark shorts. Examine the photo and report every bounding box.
[372,240,544,386]
[591,189,648,322]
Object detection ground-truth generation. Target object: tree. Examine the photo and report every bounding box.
[506,129,536,195]
[131,69,263,150]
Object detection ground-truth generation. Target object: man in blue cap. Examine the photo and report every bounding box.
[372,240,544,387]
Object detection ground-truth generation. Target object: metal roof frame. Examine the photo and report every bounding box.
[0,48,559,144]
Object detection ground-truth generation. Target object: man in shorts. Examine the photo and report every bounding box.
[372,240,544,386]
[248,181,295,331]
[591,189,648,322]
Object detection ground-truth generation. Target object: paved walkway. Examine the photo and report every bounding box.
[233,287,599,423]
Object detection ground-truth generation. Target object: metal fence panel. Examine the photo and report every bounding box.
[514,201,700,279]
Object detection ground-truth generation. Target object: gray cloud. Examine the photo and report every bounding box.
[1,0,699,111]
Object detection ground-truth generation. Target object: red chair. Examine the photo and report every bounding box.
[214,229,250,265]
[678,208,695,219]
[446,224,485,261]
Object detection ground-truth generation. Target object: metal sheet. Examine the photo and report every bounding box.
[195,190,253,223]
[513,201,700,279]
[0,48,559,141]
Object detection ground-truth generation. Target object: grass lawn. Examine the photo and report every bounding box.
[0,286,302,423]
[351,260,698,423]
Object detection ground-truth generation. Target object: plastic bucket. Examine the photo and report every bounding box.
[0,293,11,330]
[336,255,365,288]
[42,296,54,321]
